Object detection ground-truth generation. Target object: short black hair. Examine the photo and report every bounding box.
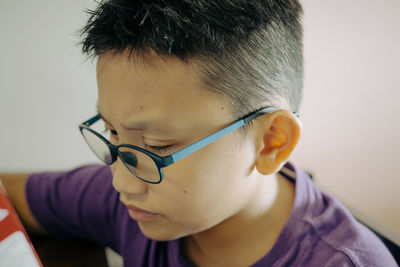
[81,0,303,116]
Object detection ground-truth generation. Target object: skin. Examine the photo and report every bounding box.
[96,50,302,266]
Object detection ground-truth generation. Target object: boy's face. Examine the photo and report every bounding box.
[97,51,266,240]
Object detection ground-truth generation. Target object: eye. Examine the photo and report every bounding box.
[144,144,172,154]
[102,128,172,153]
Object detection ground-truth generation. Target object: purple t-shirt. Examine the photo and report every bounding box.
[26,163,397,266]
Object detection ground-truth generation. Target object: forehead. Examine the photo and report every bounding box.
[96,51,232,133]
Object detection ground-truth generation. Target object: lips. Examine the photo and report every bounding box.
[123,204,162,222]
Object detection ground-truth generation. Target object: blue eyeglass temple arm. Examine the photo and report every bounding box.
[82,114,102,126]
[80,108,299,168]
[166,107,283,164]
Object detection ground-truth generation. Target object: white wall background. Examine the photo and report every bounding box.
[0,1,399,235]
[0,0,98,171]
[292,0,400,236]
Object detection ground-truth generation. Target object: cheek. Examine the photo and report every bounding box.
[166,134,252,187]
[162,136,254,221]
[164,143,235,193]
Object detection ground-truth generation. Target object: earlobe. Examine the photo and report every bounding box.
[255,111,302,175]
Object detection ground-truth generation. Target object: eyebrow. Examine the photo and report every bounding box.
[96,106,174,135]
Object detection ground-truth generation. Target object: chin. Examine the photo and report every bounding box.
[137,222,188,241]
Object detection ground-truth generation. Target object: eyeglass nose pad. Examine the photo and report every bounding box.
[104,154,113,164]
[107,146,119,164]
[120,151,138,167]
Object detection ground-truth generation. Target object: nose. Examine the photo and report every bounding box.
[112,158,148,195]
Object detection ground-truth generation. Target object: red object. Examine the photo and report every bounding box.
[0,182,43,266]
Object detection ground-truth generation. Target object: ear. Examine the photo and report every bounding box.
[254,110,302,175]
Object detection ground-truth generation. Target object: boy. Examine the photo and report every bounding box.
[0,0,397,266]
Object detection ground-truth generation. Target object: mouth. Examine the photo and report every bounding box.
[123,203,162,222]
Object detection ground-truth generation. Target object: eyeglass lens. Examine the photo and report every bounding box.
[81,128,113,164]
[81,128,161,182]
[118,147,160,182]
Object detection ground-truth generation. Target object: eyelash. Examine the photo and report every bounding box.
[103,128,172,153]
[144,144,171,153]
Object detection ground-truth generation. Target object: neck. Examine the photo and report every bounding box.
[182,173,295,267]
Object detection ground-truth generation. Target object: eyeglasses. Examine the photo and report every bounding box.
[79,106,293,184]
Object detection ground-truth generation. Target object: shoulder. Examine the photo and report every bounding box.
[278,163,397,266]
[302,184,397,266]
[27,164,116,213]
[27,164,112,189]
